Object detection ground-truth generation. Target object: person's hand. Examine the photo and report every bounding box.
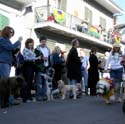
[18,36,23,42]
[37,56,42,60]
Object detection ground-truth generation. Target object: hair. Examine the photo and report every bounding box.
[1,26,14,38]
[53,46,61,54]
[25,38,34,49]
[39,36,47,42]
[90,47,97,55]
[112,47,122,55]
[71,39,79,47]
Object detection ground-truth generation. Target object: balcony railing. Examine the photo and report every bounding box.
[34,5,117,44]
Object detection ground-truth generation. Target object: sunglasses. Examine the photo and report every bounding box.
[10,30,14,34]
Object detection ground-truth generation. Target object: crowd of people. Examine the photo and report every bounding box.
[0,26,125,109]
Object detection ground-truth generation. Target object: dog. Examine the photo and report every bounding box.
[96,78,115,104]
[41,67,55,101]
[0,76,25,108]
[57,80,78,100]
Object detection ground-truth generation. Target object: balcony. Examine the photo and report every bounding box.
[33,5,112,50]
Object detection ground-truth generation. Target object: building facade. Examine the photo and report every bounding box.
[0,0,123,55]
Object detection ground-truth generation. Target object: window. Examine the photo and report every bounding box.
[84,7,92,25]
[100,17,106,29]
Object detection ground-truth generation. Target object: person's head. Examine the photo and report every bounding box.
[1,26,14,39]
[79,48,85,57]
[25,38,34,50]
[39,36,47,47]
[112,43,121,55]
[53,46,61,54]
[90,47,97,55]
[71,39,79,48]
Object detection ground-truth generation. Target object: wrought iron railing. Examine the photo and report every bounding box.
[34,5,114,44]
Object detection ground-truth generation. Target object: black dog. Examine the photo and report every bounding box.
[0,76,25,108]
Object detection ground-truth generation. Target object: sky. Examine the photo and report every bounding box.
[113,0,125,24]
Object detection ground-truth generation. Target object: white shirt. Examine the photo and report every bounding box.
[104,51,123,70]
[81,56,89,68]
[39,47,50,67]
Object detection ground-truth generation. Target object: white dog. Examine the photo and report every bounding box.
[57,80,79,100]
[41,67,55,101]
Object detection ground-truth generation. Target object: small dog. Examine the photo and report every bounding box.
[96,78,115,104]
[41,67,55,101]
[57,80,78,100]
[0,76,25,108]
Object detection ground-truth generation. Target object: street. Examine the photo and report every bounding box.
[0,96,125,124]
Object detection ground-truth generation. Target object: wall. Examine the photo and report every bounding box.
[66,0,113,31]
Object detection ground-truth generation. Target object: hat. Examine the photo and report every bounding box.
[112,43,121,48]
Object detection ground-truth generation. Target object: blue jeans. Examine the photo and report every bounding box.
[81,67,88,94]
[81,67,88,87]
[35,72,47,99]
[110,68,123,98]
[0,63,11,79]
[110,68,123,83]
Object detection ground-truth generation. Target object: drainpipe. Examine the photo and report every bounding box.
[47,0,50,18]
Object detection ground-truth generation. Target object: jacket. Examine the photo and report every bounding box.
[0,37,21,65]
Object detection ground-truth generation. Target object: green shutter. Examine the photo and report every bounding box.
[0,13,9,30]
[85,7,92,25]
[100,17,106,29]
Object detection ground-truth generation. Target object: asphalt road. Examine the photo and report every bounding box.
[0,96,125,124]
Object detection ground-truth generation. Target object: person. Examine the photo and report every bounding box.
[66,39,82,96]
[0,26,22,105]
[13,48,24,76]
[52,46,65,89]
[79,49,89,95]
[104,43,123,102]
[47,13,55,22]
[80,21,88,33]
[88,47,99,96]
[22,38,41,102]
[98,51,109,78]
[0,26,22,79]
[34,36,51,101]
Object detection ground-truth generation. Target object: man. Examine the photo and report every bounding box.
[35,36,51,101]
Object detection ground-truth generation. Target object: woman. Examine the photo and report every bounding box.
[52,46,65,89]
[88,47,99,96]
[80,49,89,95]
[105,43,123,102]
[66,39,82,87]
[0,26,22,79]
[22,38,41,102]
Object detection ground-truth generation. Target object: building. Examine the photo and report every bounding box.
[0,0,123,55]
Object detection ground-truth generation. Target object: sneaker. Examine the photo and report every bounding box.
[10,99,20,105]
[115,98,122,103]
[9,95,20,105]
[36,97,42,101]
